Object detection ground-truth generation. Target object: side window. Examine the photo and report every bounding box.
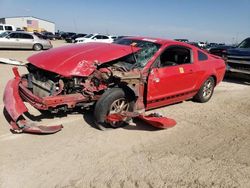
[19,33,34,39]
[4,26,13,31]
[0,25,3,30]
[159,46,192,67]
[102,35,109,39]
[198,51,208,61]
[95,35,103,39]
[9,33,19,38]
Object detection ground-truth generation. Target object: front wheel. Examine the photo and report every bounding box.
[94,88,134,130]
[193,77,215,103]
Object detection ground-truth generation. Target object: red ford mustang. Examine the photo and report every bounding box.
[3,37,226,133]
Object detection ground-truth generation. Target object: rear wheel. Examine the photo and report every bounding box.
[33,43,43,51]
[94,88,134,130]
[193,77,215,103]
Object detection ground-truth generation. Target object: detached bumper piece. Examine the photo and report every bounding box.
[3,68,63,134]
[106,112,176,129]
[12,120,63,134]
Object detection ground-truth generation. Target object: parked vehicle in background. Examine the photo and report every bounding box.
[174,39,189,43]
[188,42,199,48]
[54,31,64,39]
[112,36,129,41]
[198,41,206,48]
[205,43,218,50]
[208,45,234,57]
[41,32,60,40]
[0,31,52,51]
[75,33,114,43]
[60,32,76,40]
[33,32,48,40]
[65,33,87,43]
[225,37,250,75]
[16,28,25,31]
[0,24,16,34]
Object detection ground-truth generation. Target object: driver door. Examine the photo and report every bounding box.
[146,45,198,109]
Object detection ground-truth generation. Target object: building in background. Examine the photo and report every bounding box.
[0,16,55,33]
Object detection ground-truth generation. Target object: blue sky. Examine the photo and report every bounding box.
[0,0,249,43]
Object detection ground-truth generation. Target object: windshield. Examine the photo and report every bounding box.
[237,38,250,48]
[114,38,161,69]
[84,34,94,38]
[0,31,10,38]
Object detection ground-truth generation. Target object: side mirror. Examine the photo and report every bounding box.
[6,36,10,39]
[153,58,161,68]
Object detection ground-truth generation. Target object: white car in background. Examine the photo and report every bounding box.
[198,41,206,48]
[75,34,114,43]
[0,24,16,34]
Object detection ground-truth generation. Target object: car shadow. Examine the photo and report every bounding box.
[3,107,166,132]
[122,118,161,131]
[23,111,69,122]
[0,48,34,51]
[3,107,13,124]
[82,110,161,131]
[223,73,250,86]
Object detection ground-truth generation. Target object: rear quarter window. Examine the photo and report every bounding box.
[102,35,109,39]
[198,51,208,61]
[0,25,3,30]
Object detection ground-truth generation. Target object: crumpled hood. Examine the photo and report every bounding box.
[28,42,139,77]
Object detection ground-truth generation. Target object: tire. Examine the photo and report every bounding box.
[193,77,215,103]
[33,43,43,51]
[94,88,134,130]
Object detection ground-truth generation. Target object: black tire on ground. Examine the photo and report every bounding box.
[33,43,43,51]
[193,77,215,103]
[94,88,134,130]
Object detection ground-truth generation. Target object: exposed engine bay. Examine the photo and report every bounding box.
[24,57,141,112]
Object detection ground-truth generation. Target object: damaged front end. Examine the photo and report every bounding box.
[3,68,63,134]
[3,42,176,134]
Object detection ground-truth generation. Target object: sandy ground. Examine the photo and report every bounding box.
[0,40,250,188]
